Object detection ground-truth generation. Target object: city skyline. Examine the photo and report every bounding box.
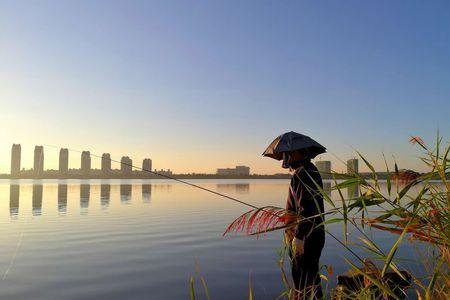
[2,142,349,176]
[4,143,395,178]
[0,142,426,176]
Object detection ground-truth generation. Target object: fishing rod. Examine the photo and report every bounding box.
[3,144,262,282]
[44,144,366,263]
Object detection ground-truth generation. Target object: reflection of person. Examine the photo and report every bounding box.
[283,150,325,299]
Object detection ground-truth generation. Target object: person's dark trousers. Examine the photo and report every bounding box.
[290,236,324,299]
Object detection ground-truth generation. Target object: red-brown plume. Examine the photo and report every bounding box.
[223,206,294,236]
[409,136,425,145]
[392,169,421,184]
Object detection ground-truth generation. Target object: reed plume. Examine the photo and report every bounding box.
[223,206,296,236]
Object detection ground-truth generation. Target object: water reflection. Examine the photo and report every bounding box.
[216,183,250,194]
[236,184,250,194]
[58,184,68,214]
[101,184,111,209]
[80,184,90,214]
[153,184,172,192]
[0,180,430,300]
[120,184,132,204]
[142,184,152,203]
[6,183,157,216]
[10,184,20,218]
[32,184,43,216]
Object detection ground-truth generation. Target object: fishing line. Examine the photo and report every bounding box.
[41,144,366,263]
[2,215,28,280]
[44,144,259,210]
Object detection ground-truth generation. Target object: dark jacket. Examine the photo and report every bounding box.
[286,161,325,242]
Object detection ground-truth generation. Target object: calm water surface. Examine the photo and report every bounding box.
[0,179,427,299]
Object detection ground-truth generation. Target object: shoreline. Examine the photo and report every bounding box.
[1,172,440,180]
[0,174,291,180]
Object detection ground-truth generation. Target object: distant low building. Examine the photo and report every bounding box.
[235,166,250,175]
[217,166,250,176]
[155,169,172,176]
[217,168,230,175]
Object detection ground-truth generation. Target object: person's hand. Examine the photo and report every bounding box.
[284,229,294,245]
[291,237,305,256]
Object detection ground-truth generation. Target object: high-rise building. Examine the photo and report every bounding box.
[33,146,44,177]
[142,158,152,173]
[81,151,91,175]
[121,156,133,175]
[315,161,331,174]
[101,153,111,175]
[347,158,359,174]
[59,148,69,176]
[10,144,21,177]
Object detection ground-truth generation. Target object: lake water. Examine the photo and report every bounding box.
[0,179,428,299]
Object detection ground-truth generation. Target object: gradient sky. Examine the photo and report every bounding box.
[1,1,449,174]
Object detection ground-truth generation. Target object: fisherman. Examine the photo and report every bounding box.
[284,149,325,299]
[262,132,326,299]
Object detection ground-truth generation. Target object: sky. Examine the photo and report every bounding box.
[1,0,449,174]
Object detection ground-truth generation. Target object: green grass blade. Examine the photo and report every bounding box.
[189,277,196,300]
[426,254,445,299]
[357,151,376,175]
[381,218,412,277]
[383,154,392,196]
[248,272,254,300]
[199,276,211,300]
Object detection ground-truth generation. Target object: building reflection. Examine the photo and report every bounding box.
[142,184,152,203]
[216,183,250,194]
[323,181,331,198]
[32,184,43,216]
[101,184,111,209]
[120,184,132,204]
[80,184,90,214]
[58,184,68,213]
[10,184,20,217]
[235,184,250,194]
